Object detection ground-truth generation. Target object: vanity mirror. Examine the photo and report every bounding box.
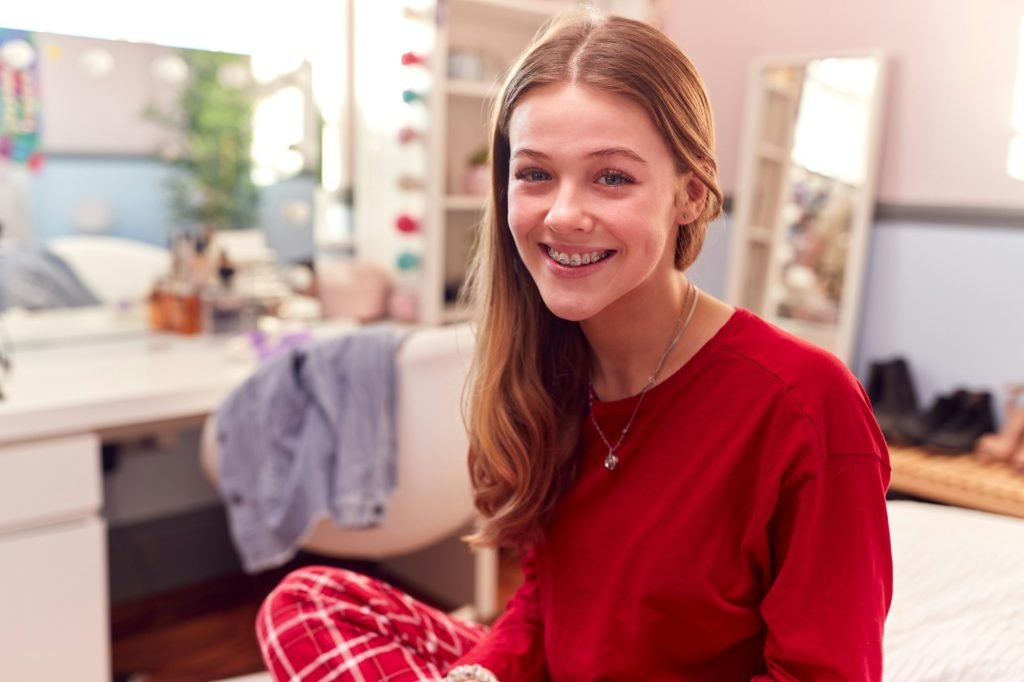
[726,51,888,364]
[0,28,320,347]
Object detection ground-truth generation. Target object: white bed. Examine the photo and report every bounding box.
[885,500,1024,681]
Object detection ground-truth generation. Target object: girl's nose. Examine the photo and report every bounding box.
[544,182,594,233]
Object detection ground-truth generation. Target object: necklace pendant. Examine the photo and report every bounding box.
[604,452,619,471]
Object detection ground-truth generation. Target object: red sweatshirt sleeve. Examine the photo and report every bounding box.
[753,452,893,681]
[450,547,548,680]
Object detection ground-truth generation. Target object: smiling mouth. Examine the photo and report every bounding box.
[544,245,615,268]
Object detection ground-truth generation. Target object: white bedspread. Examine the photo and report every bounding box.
[885,500,1024,681]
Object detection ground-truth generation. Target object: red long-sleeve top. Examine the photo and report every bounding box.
[454,308,893,680]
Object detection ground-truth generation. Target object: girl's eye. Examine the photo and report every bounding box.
[598,170,633,187]
[514,169,550,182]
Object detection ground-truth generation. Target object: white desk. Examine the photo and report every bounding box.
[0,324,353,680]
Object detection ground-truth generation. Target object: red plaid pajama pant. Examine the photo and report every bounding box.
[256,566,489,681]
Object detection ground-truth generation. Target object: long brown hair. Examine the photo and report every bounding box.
[462,8,723,552]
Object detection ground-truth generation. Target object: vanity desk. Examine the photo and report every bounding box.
[0,319,352,680]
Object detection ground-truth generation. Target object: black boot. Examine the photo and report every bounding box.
[867,357,920,443]
[893,390,968,445]
[866,360,886,405]
[922,391,996,454]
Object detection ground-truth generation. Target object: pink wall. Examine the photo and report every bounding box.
[664,0,1024,208]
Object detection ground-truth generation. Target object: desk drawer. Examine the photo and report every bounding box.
[0,517,110,681]
[0,434,101,534]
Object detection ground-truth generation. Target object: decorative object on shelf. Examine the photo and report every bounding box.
[447,48,485,81]
[0,29,42,166]
[317,260,392,322]
[402,88,426,104]
[396,251,420,271]
[400,5,433,23]
[401,51,429,67]
[397,174,425,191]
[462,146,490,195]
[398,126,423,144]
[388,287,420,322]
[395,214,421,233]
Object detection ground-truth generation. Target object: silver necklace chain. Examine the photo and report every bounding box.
[588,282,700,471]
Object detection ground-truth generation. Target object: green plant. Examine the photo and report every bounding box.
[146,50,259,231]
[468,146,489,167]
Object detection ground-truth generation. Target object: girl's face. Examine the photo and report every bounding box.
[506,82,701,323]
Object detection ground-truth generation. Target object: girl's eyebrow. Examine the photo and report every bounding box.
[587,147,648,165]
[510,148,550,160]
[510,147,648,165]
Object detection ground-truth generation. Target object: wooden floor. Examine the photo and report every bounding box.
[111,552,523,681]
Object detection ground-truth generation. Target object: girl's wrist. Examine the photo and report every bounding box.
[443,663,499,682]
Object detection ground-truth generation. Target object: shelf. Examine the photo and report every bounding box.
[445,194,487,211]
[748,226,773,245]
[764,80,799,98]
[756,142,788,163]
[446,79,497,100]
[450,0,565,27]
[889,445,1024,520]
[442,303,472,324]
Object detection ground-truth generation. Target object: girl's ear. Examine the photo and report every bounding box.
[675,172,708,225]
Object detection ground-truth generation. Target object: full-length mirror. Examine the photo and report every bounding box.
[727,51,887,364]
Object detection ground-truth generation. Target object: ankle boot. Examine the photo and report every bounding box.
[894,390,968,446]
[866,360,886,405]
[868,357,920,443]
[922,391,996,454]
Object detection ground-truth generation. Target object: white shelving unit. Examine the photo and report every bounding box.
[445,78,497,99]
[445,194,488,211]
[353,0,654,326]
[423,0,571,325]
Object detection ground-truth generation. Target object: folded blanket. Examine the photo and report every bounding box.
[216,325,400,572]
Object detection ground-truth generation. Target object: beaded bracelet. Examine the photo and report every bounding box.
[443,663,500,682]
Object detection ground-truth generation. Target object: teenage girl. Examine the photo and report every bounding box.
[256,9,892,681]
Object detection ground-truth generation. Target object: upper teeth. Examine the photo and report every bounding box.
[547,247,610,267]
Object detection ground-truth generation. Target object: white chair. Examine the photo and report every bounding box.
[200,322,498,618]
